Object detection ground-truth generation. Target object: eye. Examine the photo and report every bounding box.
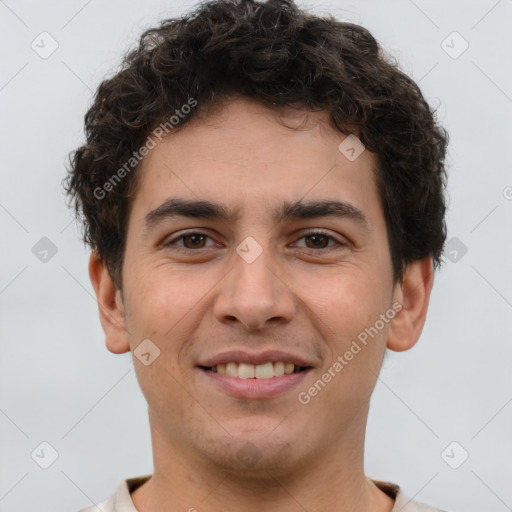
[293,230,346,251]
[163,229,346,253]
[164,231,217,251]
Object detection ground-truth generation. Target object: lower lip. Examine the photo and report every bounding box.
[200,368,312,399]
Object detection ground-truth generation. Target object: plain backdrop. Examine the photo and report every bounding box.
[1,1,511,511]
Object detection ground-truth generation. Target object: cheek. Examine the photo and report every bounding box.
[125,264,204,332]
[123,264,220,382]
[300,268,391,372]
[123,270,201,427]
[301,268,383,327]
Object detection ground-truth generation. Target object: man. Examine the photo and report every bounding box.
[64,0,451,510]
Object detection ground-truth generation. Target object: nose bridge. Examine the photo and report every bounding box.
[213,238,295,330]
[235,241,276,295]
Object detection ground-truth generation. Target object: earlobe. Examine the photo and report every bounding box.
[88,251,131,354]
[386,257,434,352]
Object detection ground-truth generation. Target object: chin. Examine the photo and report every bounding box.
[198,422,311,478]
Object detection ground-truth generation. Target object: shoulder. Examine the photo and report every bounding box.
[77,493,115,512]
[372,479,449,512]
[75,475,151,512]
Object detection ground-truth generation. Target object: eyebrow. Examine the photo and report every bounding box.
[144,198,369,231]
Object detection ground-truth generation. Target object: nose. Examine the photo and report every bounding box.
[213,244,296,330]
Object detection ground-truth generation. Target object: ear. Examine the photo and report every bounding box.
[88,251,130,354]
[387,256,434,352]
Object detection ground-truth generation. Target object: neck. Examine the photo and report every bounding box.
[132,406,394,512]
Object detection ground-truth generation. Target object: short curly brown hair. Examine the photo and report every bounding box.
[63,0,449,290]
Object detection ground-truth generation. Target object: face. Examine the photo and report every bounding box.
[107,97,407,474]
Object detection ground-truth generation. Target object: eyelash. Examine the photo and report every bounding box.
[163,230,347,253]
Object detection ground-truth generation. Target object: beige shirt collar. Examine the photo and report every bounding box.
[81,475,446,512]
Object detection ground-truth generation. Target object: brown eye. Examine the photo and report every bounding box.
[181,234,208,249]
[304,234,330,249]
[293,230,344,251]
[164,231,216,251]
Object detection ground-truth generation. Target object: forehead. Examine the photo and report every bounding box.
[131,97,382,224]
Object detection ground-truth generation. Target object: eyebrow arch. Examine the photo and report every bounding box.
[144,198,369,231]
[144,198,239,229]
[276,199,369,229]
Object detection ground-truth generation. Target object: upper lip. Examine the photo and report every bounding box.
[198,350,315,368]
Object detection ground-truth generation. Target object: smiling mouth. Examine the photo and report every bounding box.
[199,362,312,379]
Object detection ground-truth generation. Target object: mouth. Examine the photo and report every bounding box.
[199,362,312,379]
[197,351,315,399]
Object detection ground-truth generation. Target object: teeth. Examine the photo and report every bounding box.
[255,362,274,379]
[284,363,295,374]
[212,362,303,379]
[238,363,255,379]
[274,361,284,377]
[226,362,238,377]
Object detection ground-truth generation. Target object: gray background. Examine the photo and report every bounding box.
[1,0,511,511]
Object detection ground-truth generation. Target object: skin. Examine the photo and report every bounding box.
[90,96,434,512]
